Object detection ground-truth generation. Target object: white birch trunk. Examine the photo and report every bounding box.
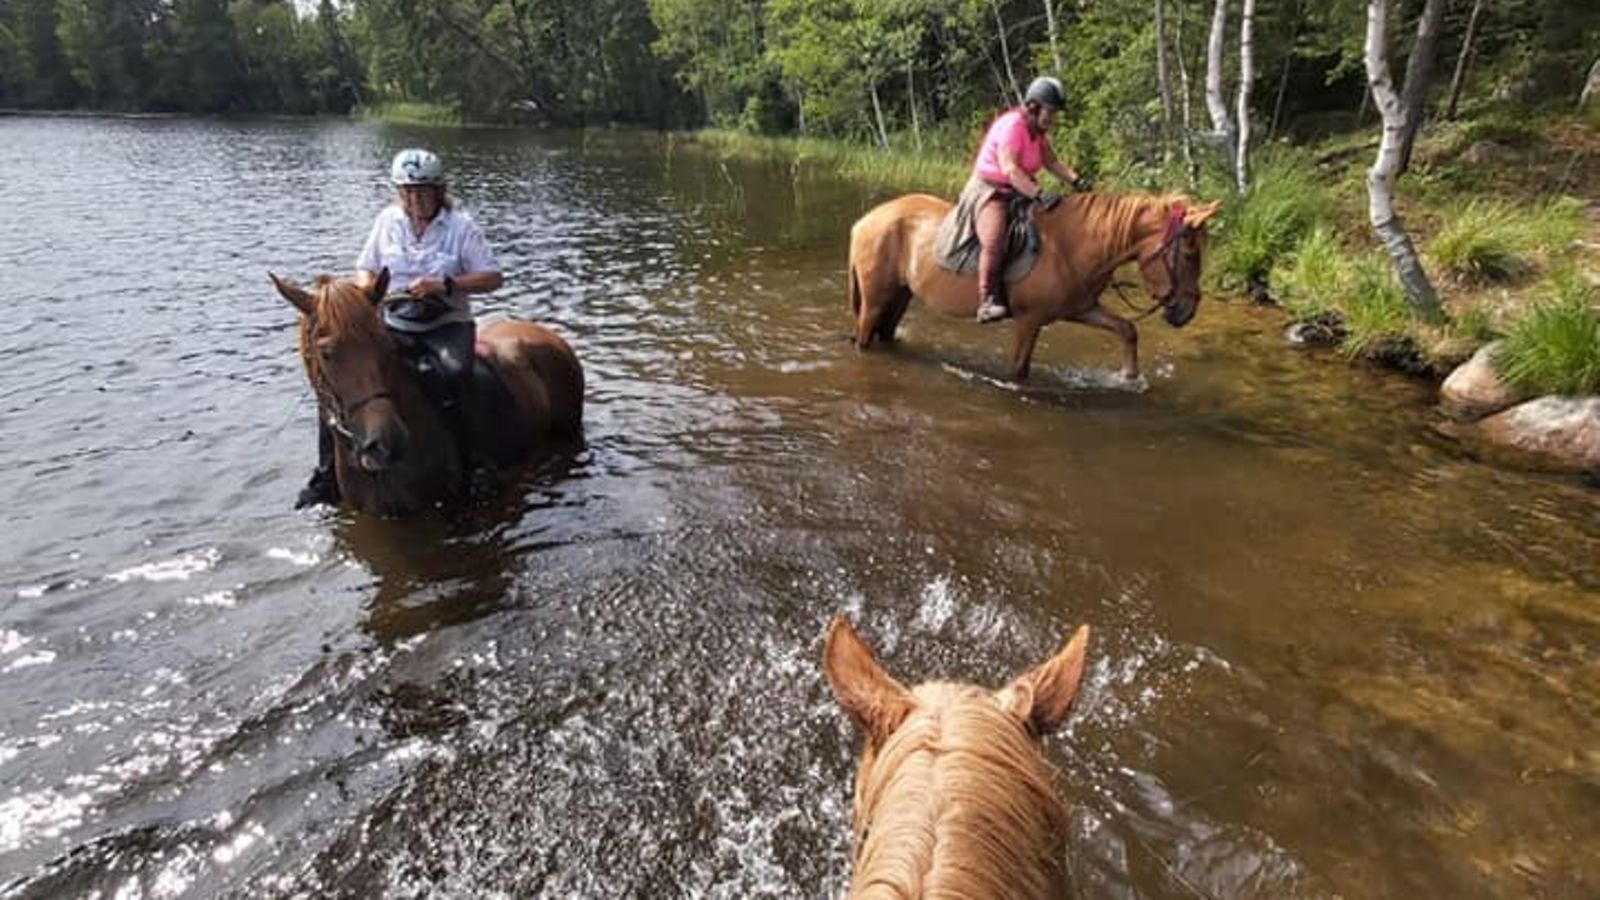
[992,0,1021,102]
[1043,0,1063,73]
[1205,0,1235,148]
[1175,0,1198,185]
[907,58,922,153]
[869,81,890,151]
[1365,0,1442,320]
[1235,0,1255,192]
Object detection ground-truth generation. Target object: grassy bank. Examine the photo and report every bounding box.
[685,129,970,194]
[356,102,464,127]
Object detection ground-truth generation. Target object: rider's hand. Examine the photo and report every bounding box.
[1035,192,1063,212]
[407,276,445,297]
[1071,174,1094,193]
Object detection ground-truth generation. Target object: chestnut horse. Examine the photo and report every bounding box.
[848,192,1221,380]
[271,270,583,515]
[823,617,1091,899]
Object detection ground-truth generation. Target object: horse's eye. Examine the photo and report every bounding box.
[317,342,336,363]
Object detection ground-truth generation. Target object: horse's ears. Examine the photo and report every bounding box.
[1184,200,1223,229]
[368,267,390,305]
[995,625,1090,735]
[269,272,316,316]
[823,617,913,745]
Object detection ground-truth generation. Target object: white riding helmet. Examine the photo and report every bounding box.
[389,148,446,186]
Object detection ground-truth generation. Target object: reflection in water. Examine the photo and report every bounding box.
[1,118,1598,898]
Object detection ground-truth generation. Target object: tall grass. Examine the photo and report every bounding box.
[1274,228,1348,321]
[1338,253,1413,359]
[691,129,968,193]
[1495,270,1600,395]
[1211,149,1328,289]
[1426,196,1584,283]
[357,102,463,126]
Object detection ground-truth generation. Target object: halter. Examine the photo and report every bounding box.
[304,288,395,443]
[1111,202,1191,320]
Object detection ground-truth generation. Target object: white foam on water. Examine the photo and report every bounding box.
[106,548,221,584]
[0,629,29,655]
[183,590,237,608]
[4,650,56,673]
[266,547,319,567]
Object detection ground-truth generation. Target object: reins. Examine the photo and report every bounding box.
[1106,201,1189,320]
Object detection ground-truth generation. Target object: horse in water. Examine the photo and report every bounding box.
[271,270,583,515]
[848,192,1221,381]
[822,617,1091,899]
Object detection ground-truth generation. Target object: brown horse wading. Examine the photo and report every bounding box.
[849,192,1221,380]
[271,270,583,515]
[823,617,1091,899]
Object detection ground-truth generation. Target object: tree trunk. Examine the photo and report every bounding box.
[1205,0,1235,149]
[1396,0,1447,173]
[1583,55,1600,111]
[1043,0,1063,73]
[1175,0,1199,185]
[1268,1,1300,139]
[869,80,890,151]
[1235,0,1256,192]
[992,0,1021,102]
[907,58,922,153]
[1156,0,1174,134]
[1365,0,1443,320]
[1444,0,1484,120]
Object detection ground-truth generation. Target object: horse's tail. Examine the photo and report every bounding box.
[848,263,862,318]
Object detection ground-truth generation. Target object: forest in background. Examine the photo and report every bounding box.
[3,0,1599,393]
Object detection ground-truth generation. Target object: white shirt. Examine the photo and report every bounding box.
[356,204,499,332]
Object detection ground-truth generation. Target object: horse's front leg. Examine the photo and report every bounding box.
[1076,305,1139,380]
[1008,317,1045,381]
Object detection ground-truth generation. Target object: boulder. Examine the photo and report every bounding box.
[1478,396,1600,472]
[1461,140,1515,166]
[1441,343,1529,421]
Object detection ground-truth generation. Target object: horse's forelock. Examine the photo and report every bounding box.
[852,684,1068,897]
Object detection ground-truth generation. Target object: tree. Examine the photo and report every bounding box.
[1205,0,1235,151]
[1443,0,1484,120]
[1235,0,1255,190]
[1364,0,1442,320]
[1395,0,1447,173]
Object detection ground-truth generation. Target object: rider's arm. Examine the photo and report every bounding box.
[998,146,1042,200]
[1042,144,1081,187]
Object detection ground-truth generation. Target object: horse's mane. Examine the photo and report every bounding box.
[1060,190,1188,253]
[297,275,388,369]
[852,683,1069,898]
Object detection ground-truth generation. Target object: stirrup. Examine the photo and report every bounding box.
[975,296,1012,324]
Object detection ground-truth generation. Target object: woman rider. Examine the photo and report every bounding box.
[967,76,1091,323]
[296,148,503,508]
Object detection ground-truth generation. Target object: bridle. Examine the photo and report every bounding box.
[1110,203,1192,320]
[304,288,394,442]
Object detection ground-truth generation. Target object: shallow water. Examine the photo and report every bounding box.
[1,117,1597,898]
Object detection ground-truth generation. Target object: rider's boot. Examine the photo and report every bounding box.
[975,292,1011,324]
[295,420,340,509]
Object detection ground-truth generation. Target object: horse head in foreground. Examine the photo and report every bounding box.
[848,192,1221,381]
[823,617,1091,899]
[270,271,583,515]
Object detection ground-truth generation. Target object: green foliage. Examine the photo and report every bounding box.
[1496,270,1600,395]
[1338,253,1413,358]
[1211,149,1328,287]
[1426,196,1584,283]
[357,101,462,126]
[1274,227,1349,321]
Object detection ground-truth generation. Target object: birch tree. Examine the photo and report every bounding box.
[1043,0,1062,73]
[1235,0,1256,191]
[1444,0,1485,120]
[1205,0,1235,151]
[1155,0,1174,161]
[1364,0,1442,320]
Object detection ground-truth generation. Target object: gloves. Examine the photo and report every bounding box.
[1035,191,1062,212]
[1071,174,1094,193]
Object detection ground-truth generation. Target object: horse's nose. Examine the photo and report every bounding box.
[356,428,406,472]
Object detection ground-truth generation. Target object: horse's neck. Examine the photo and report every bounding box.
[852,706,1068,899]
[1058,193,1165,274]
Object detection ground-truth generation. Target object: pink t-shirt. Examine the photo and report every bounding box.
[973,108,1047,186]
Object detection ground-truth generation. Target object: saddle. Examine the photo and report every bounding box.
[933,192,1042,283]
[383,294,517,463]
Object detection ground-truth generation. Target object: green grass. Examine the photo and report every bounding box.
[1426,196,1585,283]
[1274,228,1349,321]
[1338,253,1414,359]
[356,102,463,126]
[1211,149,1329,288]
[690,129,968,194]
[1495,270,1600,395]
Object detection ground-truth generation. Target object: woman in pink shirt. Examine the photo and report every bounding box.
[967,76,1090,323]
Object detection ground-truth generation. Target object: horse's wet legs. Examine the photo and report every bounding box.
[1078,306,1139,378]
[1008,320,1044,381]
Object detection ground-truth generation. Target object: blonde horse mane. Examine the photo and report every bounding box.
[824,619,1090,900]
[850,684,1070,899]
[295,275,389,376]
[1059,190,1191,255]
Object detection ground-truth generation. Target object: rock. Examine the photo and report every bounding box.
[1478,396,1600,473]
[1461,140,1515,165]
[1441,343,1530,421]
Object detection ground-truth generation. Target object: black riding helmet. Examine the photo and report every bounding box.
[1024,76,1067,110]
